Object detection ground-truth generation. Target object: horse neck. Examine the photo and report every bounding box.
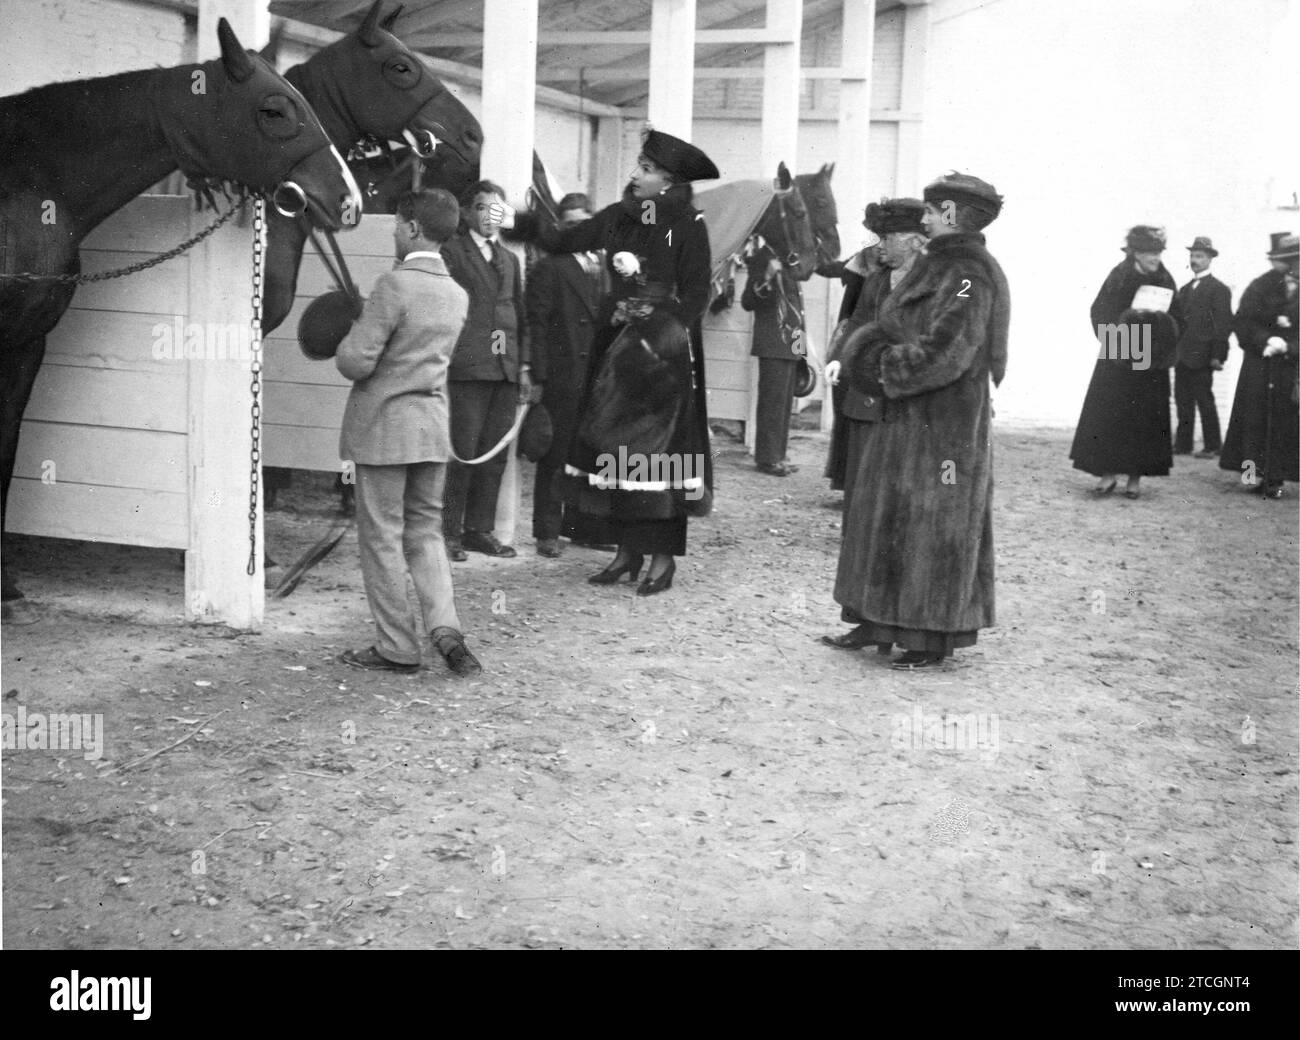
[8,67,182,236]
[285,59,358,152]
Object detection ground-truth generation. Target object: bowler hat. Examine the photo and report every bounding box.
[640,129,720,183]
[1124,225,1167,253]
[864,197,925,235]
[793,357,817,398]
[1185,235,1218,257]
[298,289,362,360]
[1267,231,1299,259]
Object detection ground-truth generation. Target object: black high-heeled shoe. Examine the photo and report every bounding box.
[636,559,676,596]
[588,553,644,584]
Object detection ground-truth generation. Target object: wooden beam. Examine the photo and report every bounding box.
[480,0,539,548]
[190,0,268,630]
[648,0,695,137]
[539,66,857,82]
[761,0,802,177]
[423,28,799,47]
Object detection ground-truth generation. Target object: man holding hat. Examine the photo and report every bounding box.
[1172,236,1232,457]
[1220,232,1299,498]
[334,188,482,677]
[832,172,1009,669]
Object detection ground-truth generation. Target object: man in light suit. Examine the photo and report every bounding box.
[1173,236,1233,457]
[335,189,481,676]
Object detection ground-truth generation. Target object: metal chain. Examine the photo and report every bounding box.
[0,198,247,284]
[247,198,265,577]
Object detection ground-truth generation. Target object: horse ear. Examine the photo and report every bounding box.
[777,162,792,191]
[217,18,256,84]
[358,0,385,47]
[259,21,285,67]
[823,162,835,179]
[381,4,405,31]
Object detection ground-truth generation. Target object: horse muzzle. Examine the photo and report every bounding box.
[276,145,363,229]
[402,127,439,159]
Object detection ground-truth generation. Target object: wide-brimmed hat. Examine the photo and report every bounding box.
[298,289,362,360]
[864,197,925,235]
[1267,231,1298,259]
[1186,235,1218,257]
[640,129,720,183]
[1124,225,1167,253]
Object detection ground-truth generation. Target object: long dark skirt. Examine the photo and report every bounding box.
[1070,360,1173,476]
[1219,354,1300,484]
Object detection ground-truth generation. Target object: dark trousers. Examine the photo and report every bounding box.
[1174,363,1221,452]
[444,379,516,541]
[532,365,582,542]
[755,356,798,467]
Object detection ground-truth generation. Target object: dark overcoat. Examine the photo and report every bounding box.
[1220,269,1299,483]
[740,260,805,359]
[833,232,1007,636]
[1070,260,1180,476]
[440,232,528,382]
[1174,272,1232,368]
[525,251,603,468]
[525,185,714,518]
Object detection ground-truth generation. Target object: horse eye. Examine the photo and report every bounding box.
[261,107,285,119]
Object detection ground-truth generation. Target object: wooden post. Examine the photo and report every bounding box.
[482,0,539,548]
[896,1,929,196]
[751,0,802,452]
[830,0,877,435]
[648,0,695,137]
[186,0,269,630]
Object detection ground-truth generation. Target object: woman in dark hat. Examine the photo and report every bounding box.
[1219,232,1299,498]
[508,128,718,594]
[1070,225,1181,499]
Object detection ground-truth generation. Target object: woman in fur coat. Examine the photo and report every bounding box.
[834,173,1010,669]
[1219,233,1299,498]
[509,129,718,595]
[1069,226,1181,498]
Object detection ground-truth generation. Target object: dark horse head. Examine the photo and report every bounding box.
[174,19,361,229]
[795,163,841,274]
[284,1,482,184]
[754,162,819,281]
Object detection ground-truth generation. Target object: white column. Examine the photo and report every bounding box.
[186,0,268,630]
[760,0,802,179]
[837,0,876,260]
[896,1,929,195]
[482,0,539,547]
[648,0,695,137]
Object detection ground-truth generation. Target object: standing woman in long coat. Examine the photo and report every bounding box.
[509,129,718,595]
[1070,226,1181,498]
[1219,232,1300,498]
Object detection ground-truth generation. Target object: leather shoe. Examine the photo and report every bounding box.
[536,538,561,558]
[821,625,873,649]
[1194,449,1219,459]
[338,646,419,674]
[758,461,792,477]
[636,559,675,596]
[463,531,517,558]
[432,627,482,677]
[445,540,468,562]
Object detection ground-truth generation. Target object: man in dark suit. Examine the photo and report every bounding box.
[441,180,533,560]
[525,192,605,557]
[1173,236,1233,457]
[334,189,481,676]
[742,251,805,477]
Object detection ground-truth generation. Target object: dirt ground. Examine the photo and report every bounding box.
[2,416,1297,950]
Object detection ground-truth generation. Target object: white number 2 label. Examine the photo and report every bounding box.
[957,279,971,298]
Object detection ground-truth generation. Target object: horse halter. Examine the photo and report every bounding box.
[770,186,804,269]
